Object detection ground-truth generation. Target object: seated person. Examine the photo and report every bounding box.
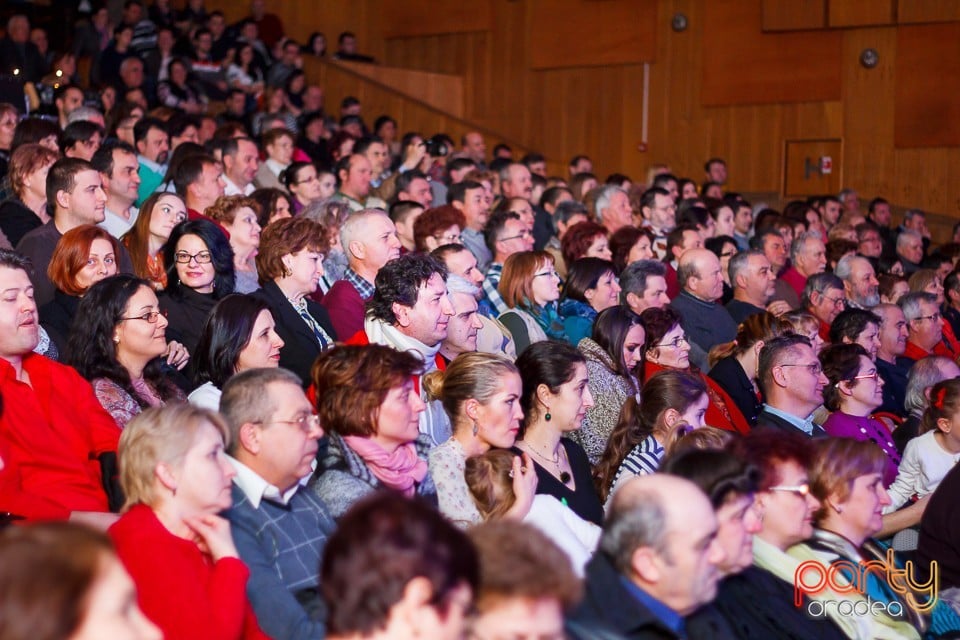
[0,249,122,520]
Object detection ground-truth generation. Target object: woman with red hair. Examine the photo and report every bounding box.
[561,221,611,268]
[40,225,120,356]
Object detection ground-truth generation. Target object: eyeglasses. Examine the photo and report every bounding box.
[768,483,810,498]
[720,250,737,258]
[780,362,823,376]
[296,174,319,185]
[256,414,321,432]
[655,335,688,348]
[914,312,941,323]
[121,310,165,323]
[434,232,462,244]
[533,269,559,279]
[174,250,213,264]
[852,371,880,382]
[498,229,532,242]
[822,294,846,309]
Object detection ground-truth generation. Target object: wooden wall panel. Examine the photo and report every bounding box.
[334,61,465,117]
[702,0,843,106]
[828,0,895,27]
[897,0,960,24]
[527,0,657,69]
[304,58,533,157]
[380,2,491,38]
[894,24,960,148]
[205,0,385,61]
[761,0,826,31]
[840,27,896,200]
[206,0,960,232]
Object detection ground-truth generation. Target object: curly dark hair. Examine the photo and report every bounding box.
[366,253,447,325]
[66,275,180,409]
[162,218,236,300]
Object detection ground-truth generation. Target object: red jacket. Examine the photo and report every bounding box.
[644,360,751,435]
[110,504,269,640]
[0,354,119,518]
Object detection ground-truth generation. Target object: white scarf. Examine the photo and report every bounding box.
[364,318,451,446]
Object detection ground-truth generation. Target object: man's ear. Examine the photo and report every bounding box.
[771,365,789,388]
[393,302,411,328]
[238,422,262,455]
[630,546,663,584]
[55,189,71,210]
[348,239,365,261]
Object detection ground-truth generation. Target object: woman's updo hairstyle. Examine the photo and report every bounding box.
[818,343,868,411]
[423,353,519,431]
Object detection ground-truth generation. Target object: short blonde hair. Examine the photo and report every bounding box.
[118,403,230,510]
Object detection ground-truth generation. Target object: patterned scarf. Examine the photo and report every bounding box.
[523,299,567,341]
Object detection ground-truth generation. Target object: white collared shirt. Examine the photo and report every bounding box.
[229,456,300,509]
[99,206,139,239]
[223,176,255,196]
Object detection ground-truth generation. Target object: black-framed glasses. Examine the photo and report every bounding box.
[914,312,941,323]
[174,251,212,264]
[822,294,846,308]
[121,310,165,323]
[780,362,823,376]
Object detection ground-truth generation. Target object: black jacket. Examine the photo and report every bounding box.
[251,280,337,387]
[567,552,681,640]
[159,286,218,355]
[755,407,826,437]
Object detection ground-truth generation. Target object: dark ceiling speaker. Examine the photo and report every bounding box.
[672,13,688,32]
[860,48,879,69]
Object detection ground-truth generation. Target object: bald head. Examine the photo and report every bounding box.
[678,248,724,302]
[601,474,724,616]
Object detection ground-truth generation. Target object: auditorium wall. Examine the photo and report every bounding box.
[205,0,960,235]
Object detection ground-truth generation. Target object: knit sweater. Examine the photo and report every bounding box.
[226,483,335,640]
[573,337,638,465]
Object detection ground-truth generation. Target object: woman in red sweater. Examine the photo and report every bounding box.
[109,403,269,640]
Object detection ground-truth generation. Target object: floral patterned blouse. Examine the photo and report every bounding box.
[428,438,483,528]
[93,378,185,429]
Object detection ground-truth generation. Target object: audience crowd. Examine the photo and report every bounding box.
[4,3,960,639]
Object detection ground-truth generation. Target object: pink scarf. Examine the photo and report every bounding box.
[342,436,428,497]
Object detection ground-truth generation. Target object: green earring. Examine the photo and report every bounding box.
[545,412,551,421]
